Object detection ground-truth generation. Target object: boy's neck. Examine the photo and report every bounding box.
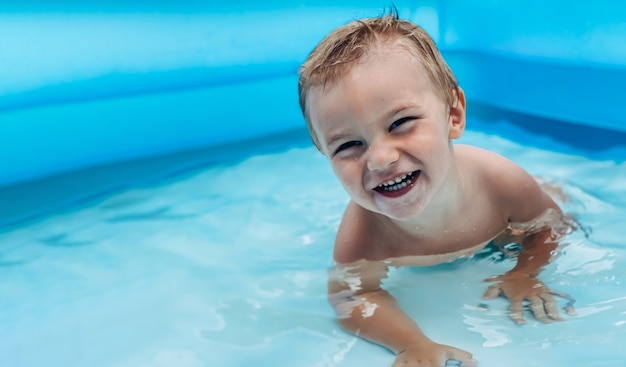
[379,163,468,241]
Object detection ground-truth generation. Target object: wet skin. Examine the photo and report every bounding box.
[306,39,574,367]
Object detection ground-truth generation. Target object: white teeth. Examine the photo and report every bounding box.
[377,172,415,191]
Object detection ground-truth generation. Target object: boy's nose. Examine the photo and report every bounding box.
[366,142,399,171]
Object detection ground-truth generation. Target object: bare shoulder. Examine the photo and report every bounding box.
[455,145,529,188]
[333,201,380,264]
[455,144,516,168]
[455,144,560,223]
[330,202,389,295]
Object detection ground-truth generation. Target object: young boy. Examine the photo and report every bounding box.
[298,12,575,367]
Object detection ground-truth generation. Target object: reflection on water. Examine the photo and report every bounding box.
[0,130,624,366]
[200,298,334,347]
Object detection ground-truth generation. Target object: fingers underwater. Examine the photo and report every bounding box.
[482,284,501,299]
[528,295,554,323]
[539,293,564,321]
[509,300,526,324]
[550,288,578,316]
[564,305,578,316]
[446,348,478,367]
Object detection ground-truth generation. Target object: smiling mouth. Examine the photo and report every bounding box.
[373,171,419,197]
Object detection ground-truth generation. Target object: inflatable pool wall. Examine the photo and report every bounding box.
[1,0,625,188]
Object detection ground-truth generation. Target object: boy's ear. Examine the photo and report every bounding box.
[448,87,466,139]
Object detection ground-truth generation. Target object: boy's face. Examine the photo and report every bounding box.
[306,40,465,221]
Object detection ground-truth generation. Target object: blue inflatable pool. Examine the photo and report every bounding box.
[1,0,625,189]
[1,2,626,367]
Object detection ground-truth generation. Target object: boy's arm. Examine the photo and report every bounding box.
[484,228,574,324]
[328,262,477,367]
[482,155,576,324]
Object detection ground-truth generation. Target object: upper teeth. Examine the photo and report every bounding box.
[381,174,408,187]
[378,172,414,190]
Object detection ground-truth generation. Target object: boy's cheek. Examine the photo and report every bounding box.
[333,168,360,194]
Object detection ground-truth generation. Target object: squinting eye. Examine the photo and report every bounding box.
[389,116,415,132]
[334,140,363,155]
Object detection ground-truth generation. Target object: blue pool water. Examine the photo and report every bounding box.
[1,2,626,366]
[0,117,624,367]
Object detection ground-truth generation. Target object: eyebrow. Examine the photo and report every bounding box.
[325,131,352,147]
[387,104,420,119]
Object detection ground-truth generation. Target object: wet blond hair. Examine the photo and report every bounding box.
[298,12,459,149]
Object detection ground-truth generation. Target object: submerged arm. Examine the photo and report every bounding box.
[484,215,576,324]
[482,156,577,324]
[501,228,559,277]
[328,261,476,367]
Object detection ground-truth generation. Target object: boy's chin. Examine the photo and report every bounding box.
[371,202,425,222]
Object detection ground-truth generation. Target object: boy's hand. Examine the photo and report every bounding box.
[483,275,576,324]
[392,341,478,367]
